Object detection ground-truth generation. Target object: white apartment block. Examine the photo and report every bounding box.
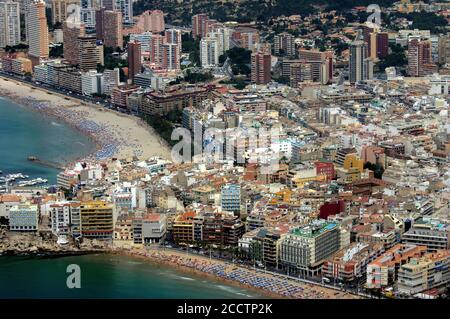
[81,70,104,96]
[200,37,219,68]
[9,204,39,231]
[0,1,21,48]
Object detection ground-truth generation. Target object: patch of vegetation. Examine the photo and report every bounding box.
[141,109,183,146]
[221,47,252,76]
[392,11,448,33]
[220,77,248,90]
[182,33,200,66]
[184,70,214,84]
[376,43,407,72]
[4,44,28,53]
[50,44,63,58]
[364,162,385,179]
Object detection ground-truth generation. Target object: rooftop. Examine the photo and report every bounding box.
[290,221,338,238]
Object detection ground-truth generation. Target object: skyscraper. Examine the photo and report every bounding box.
[162,43,180,71]
[200,37,219,68]
[149,33,164,66]
[349,36,372,83]
[113,0,133,24]
[27,0,49,66]
[298,48,334,83]
[221,184,241,216]
[127,40,141,83]
[78,36,104,71]
[192,13,209,39]
[102,10,123,49]
[63,21,86,65]
[80,0,97,29]
[51,0,80,25]
[251,51,271,84]
[290,63,313,87]
[376,32,389,59]
[165,28,182,51]
[0,1,21,48]
[103,68,120,95]
[95,7,105,41]
[438,34,450,65]
[408,38,433,76]
[206,28,231,56]
[274,32,295,57]
[102,0,114,10]
[22,0,34,44]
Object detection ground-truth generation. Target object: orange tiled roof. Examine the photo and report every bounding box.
[0,194,21,202]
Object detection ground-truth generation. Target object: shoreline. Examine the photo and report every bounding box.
[113,249,282,299]
[0,76,172,165]
[112,247,360,299]
[0,241,360,299]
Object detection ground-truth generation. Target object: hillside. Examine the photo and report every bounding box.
[133,0,397,25]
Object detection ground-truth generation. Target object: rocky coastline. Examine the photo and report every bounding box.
[0,229,108,257]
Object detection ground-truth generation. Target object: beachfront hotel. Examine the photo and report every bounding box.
[79,201,114,239]
[63,21,86,66]
[366,244,428,290]
[78,36,104,72]
[140,85,210,116]
[27,0,49,66]
[397,250,450,295]
[280,221,349,276]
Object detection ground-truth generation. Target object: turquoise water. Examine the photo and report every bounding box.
[0,97,96,184]
[0,97,262,299]
[0,254,263,299]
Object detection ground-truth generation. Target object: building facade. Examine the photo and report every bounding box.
[0,1,21,48]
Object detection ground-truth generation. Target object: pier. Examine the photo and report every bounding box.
[27,156,65,170]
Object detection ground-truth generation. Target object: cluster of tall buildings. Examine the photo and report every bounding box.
[194,13,232,68]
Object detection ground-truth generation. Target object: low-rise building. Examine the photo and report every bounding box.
[398,250,450,295]
[9,204,38,231]
[11,57,32,75]
[366,244,427,290]
[172,211,196,244]
[322,243,385,283]
[402,218,449,252]
[80,201,114,239]
[112,84,139,109]
[142,213,167,244]
[141,86,210,116]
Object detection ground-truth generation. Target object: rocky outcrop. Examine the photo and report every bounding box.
[0,230,108,256]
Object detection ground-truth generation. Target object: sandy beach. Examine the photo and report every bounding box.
[0,76,172,162]
[116,246,361,299]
